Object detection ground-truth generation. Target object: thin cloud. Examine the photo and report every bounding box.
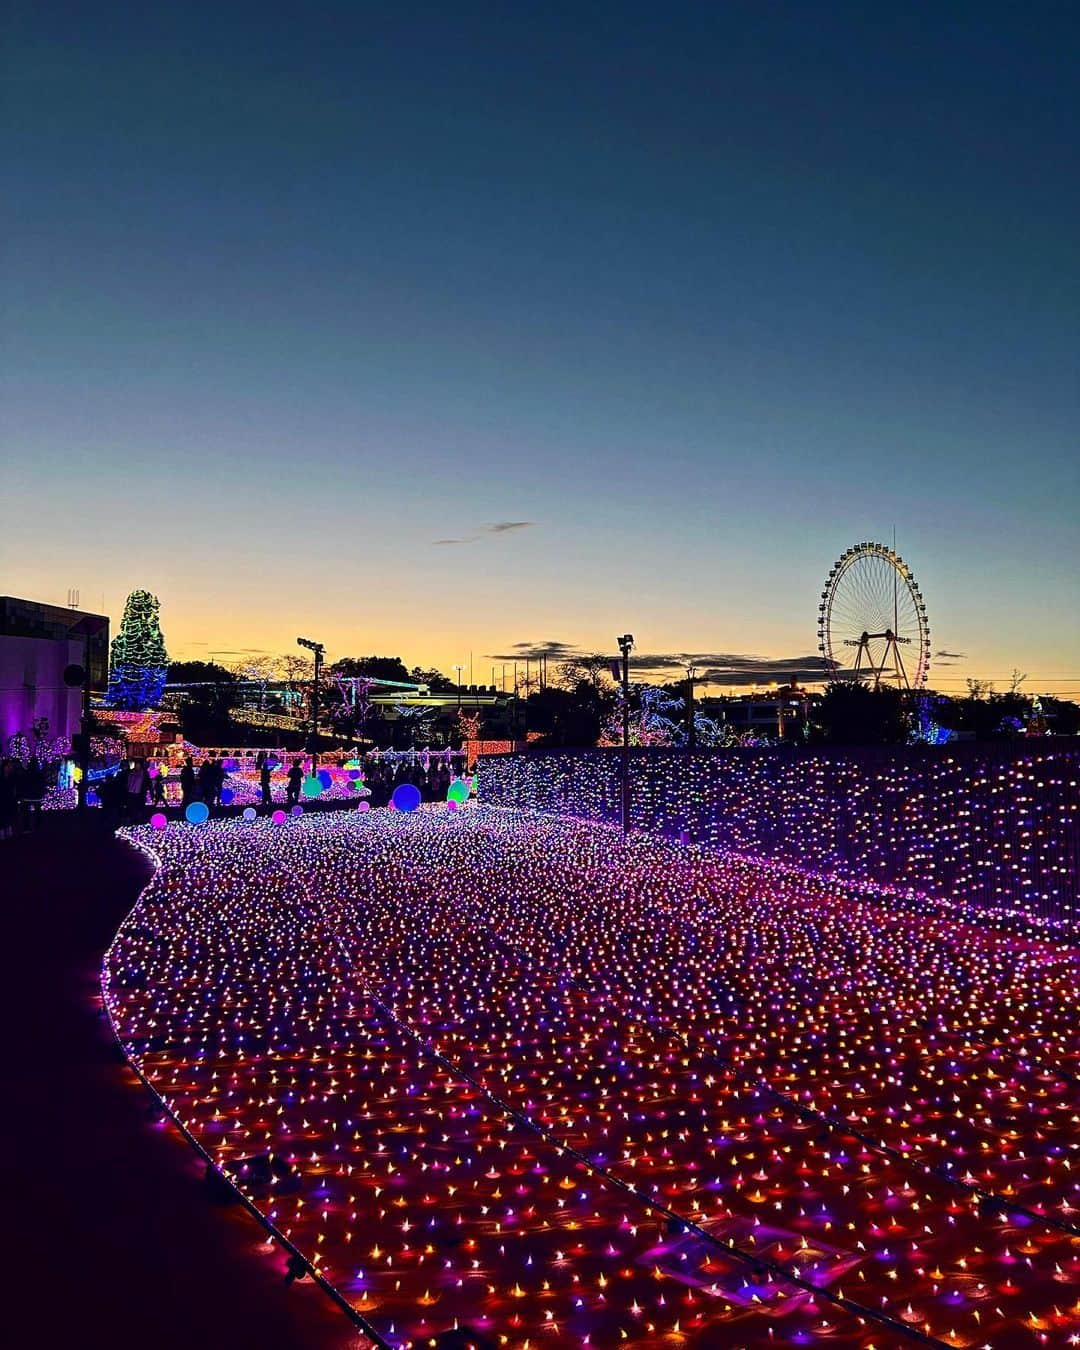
[632,652,839,686]
[485,643,839,685]
[432,521,534,546]
[935,649,966,661]
[487,639,582,662]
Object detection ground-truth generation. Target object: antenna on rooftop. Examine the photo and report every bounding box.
[67,588,80,610]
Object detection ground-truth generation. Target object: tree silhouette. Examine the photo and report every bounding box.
[817,681,906,745]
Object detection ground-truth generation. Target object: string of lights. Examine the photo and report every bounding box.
[477,746,1079,932]
[103,807,1079,1348]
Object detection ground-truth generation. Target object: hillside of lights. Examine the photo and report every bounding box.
[102,806,1080,1350]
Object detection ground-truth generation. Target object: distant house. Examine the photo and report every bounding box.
[709,685,820,738]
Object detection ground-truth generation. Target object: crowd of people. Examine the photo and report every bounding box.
[0,756,47,839]
[360,758,459,807]
[94,754,236,822]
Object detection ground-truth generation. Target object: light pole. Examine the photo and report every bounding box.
[296,637,325,775]
[617,633,634,835]
[686,664,698,749]
[68,615,100,814]
[454,664,465,710]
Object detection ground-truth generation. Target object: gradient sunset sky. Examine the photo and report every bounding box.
[3,2,1078,694]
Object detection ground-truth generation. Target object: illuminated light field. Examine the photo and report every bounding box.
[103,808,1080,1349]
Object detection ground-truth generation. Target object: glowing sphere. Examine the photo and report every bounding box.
[346,768,362,780]
[391,783,421,813]
[290,804,304,817]
[356,800,370,813]
[271,809,286,824]
[86,790,100,806]
[184,801,209,824]
[316,769,332,789]
[150,812,167,829]
[242,806,257,822]
[220,787,234,805]
[447,778,470,804]
[446,799,459,813]
[302,775,322,798]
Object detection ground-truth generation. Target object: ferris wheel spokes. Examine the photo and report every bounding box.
[819,541,930,690]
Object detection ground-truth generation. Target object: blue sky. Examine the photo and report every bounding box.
[2,1,1078,692]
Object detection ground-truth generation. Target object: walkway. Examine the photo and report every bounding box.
[4,813,361,1350]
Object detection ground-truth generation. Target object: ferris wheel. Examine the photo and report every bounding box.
[818,541,931,689]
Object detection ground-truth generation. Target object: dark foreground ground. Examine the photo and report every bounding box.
[3,813,360,1350]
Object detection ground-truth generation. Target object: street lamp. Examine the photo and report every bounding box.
[453,664,465,710]
[616,634,634,835]
[296,637,325,776]
[686,664,698,749]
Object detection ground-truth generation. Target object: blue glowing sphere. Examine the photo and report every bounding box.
[391,782,422,813]
[185,801,209,824]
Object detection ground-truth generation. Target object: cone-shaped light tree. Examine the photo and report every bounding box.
[107,590,169,710]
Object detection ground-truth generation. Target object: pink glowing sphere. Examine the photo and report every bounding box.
[150,812,167,829]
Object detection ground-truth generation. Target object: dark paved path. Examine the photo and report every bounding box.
[4,814,362,1350]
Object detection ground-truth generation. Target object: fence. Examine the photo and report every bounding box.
[477,743,1080,935]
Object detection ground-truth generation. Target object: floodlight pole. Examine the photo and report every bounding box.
[296,638,325,776]
[67,616,100,815]
[77,636,92,813]
[617,634,634,835]
[686,664,698,749]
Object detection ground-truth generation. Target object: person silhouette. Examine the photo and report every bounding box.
[286,759,303,808]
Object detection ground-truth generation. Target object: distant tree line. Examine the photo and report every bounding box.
[162,653,1079,750]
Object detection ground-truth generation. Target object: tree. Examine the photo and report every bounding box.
[277,652,311,685]
[598,684,686,747]
[556,654,614,693]
[107,590,169,710]
[1041,695,1080,737]
[167,660,236,684]
[175,681,238,744]
[409,666,456,693]
[331,655,412,683]
[934,687,1035,741]
[524,687,605,747]
[817,681,907,745]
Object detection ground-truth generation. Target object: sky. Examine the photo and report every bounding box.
[2,1,1078,695]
